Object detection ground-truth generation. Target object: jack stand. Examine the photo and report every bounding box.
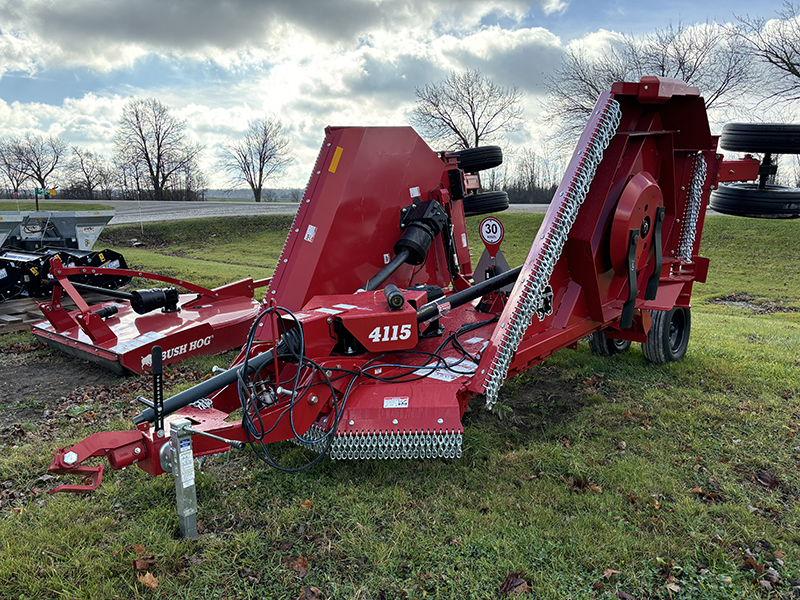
[161,418,198,539]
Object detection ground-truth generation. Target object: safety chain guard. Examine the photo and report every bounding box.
[482,97,622,409]
[293,425,463,460]
[678,153,707,262]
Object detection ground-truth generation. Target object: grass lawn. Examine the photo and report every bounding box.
[0,213,798,599]
[0,202,115,212]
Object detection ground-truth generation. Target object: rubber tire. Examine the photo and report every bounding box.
[462,191,510,217]
[719,123,800,154]
[451,146,503,172]
[710,183,800,219]
[589,332,632,356]
[642,307,691,365]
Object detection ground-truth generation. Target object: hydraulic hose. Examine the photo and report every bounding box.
[415,266,522,323]
[133,329,301,424]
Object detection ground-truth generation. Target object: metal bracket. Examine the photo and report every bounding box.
[621,229,639,329]
[645,207,665,301]
[168,418,198,539]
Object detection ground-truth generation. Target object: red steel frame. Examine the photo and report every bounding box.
[48,77,761,493]
[32,256,270,374]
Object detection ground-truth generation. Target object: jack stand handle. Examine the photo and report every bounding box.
[153,346,164,436]
[181,425,246,450]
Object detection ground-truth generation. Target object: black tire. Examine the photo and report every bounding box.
[462,191,509,217]
[450,146,503,172]
[709,183,800,219]
[719,123,800,154]
[642,307,691,365]
[589,332,632,356]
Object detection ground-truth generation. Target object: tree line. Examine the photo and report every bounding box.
[2,3,798,206]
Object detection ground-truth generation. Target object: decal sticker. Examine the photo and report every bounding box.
[328,146,344,173]
[383,396,409,409]
[304,225,317,243]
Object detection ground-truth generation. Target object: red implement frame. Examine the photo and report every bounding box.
[48,78,761,492]
[32,256,270,374]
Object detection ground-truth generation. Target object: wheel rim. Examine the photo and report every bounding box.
[613,339,629,351]
[668,310,686,352]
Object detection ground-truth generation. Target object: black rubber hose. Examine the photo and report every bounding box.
[133,328,302,424]
[363,248,411,291]
[415,266,522,323]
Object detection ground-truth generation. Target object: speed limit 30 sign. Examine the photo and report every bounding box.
[479,216,504,258]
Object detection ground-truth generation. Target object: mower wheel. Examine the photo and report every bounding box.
[451,146,503,172]
[589,331,632,356]
[642,307,691,365]
[709,183,800,219]
[462,191,510,217]
[719,123,800,154]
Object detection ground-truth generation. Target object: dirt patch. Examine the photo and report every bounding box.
[0,353,122,427]
[463,363,586,444]
[0,350,211,445]
[709,292,797,314]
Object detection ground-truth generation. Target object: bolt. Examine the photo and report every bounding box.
[437,418,444,424]
[310,395,319,405]
[156,430,165,438]
[63,451,78,465]
[325,370,332,378]
[327,317,333,324]
[392,419,398,425]
[134,447,141,455]
[348,420,355,426]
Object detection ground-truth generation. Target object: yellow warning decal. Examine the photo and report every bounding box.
[328,146,344,173]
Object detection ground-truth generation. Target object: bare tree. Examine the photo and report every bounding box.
[9,133,68,209]
[0,139,28,199]
[218,116,291,203]
[542,22,753,143]
[737,2,800,102]
[66,146,109,199]
[115,98,204,201]
[410,69,524,150]
[505,148,560,204]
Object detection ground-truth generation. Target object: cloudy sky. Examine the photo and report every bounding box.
[0,0,790,189]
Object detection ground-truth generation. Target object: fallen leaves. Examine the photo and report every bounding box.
[563,475,602,494]
[238,567,259,584]
[137,572,158,589]
[755,470,779,489]
[284,556,309,578]
[500,572,531,595]
[298,586,323,600]
[301,498,314,509]
[133,556,157,571]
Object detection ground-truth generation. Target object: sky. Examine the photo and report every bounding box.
[0,0,792,189]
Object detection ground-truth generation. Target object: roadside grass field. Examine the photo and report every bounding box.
[1,213,799,599]
[0,201,114,212]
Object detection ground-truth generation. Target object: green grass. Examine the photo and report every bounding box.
[1,213,799,599]
[0,201,114,212]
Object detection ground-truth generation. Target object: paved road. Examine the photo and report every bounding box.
[47,199,550,224]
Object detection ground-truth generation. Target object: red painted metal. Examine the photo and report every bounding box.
[48,77,763,495]
[31,256,270,374]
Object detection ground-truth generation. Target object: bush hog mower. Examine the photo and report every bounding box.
[29,258,270,375]
[47,77,778,537]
